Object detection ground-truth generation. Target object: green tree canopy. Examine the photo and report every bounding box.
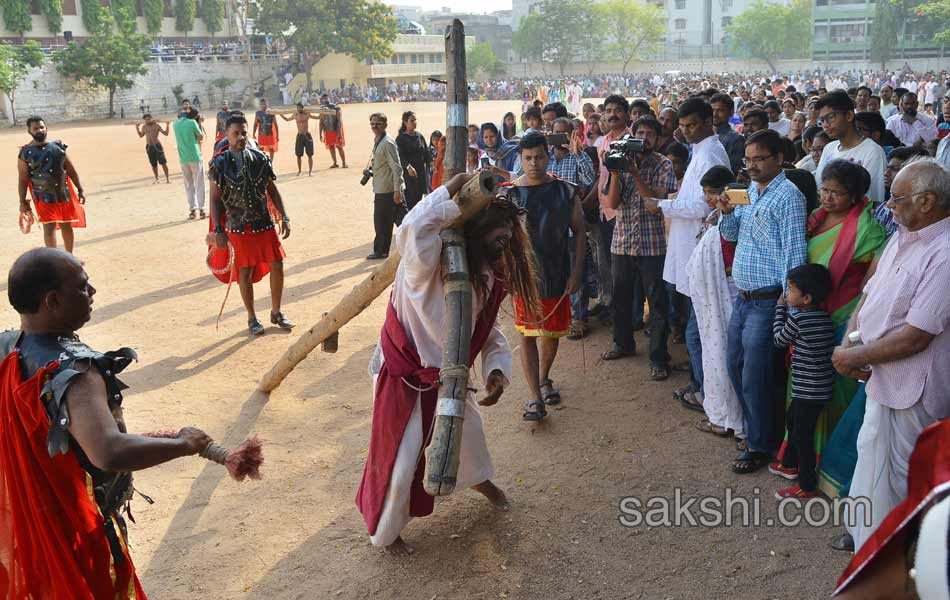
[512,13,545,62]
[111,0,138,33]
[726,0,811,72]
[1,0,33,40]
[54,13,150,118]
[467,42,505,80]
[600,0,665,74]
[918,0,950,44]
[512,0,599,74]
[0,41,44,124]
[80,0,102,33]
[252,0,397,92]
[201,0,224,37]
[143,0,163,34]
[40,0,64,35]
[174,0,195,34]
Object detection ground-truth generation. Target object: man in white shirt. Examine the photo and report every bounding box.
[814,90,886,205]
[765,100,791,137]
[879,85,899,120]
[644,98,730,383]
[886,92,937,147]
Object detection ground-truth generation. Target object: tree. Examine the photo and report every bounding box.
[211,76,236,103]
[174,0,195,35]
[55,13,150,118]
[600,0,665,74]
[171,83,185,105]
[512,13,546,63]
[80,0,103,32]
[467,42,505,80]
[143,0,164,35]
[1,0,33,41]
[916,0,950,44]
[40,0,64,35]
[111,0,138,33]
[511,0,598,75]
[0,41,44,124]
[201,0,224,38]
[578,3,607,74]
[252,0,397,92]
[725,0,810,72]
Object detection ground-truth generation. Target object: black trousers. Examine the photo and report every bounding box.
[372,192,405,256]
[781,400,825,492]
[611,254,670,368]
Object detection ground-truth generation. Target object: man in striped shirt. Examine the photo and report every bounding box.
[771,264,836,500]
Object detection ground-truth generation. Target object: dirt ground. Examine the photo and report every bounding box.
[1,100,850,599]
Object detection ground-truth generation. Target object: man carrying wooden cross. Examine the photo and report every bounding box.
[355,172,541,555]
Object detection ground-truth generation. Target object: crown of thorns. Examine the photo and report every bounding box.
[491,186,527,217]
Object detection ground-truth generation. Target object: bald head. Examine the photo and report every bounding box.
[8,248,76,314]
[8,248,94,335]
[895,158,950,210]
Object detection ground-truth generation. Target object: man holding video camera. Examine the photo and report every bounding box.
[366,112,405,260]
[601,116,678,380]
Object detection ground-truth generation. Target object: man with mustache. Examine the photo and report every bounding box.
[17,116,87,254]
[356,172,540,556]
[209,113,293,335]
[885,92,938,148]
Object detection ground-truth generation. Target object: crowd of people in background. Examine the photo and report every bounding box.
[363,72,950,571]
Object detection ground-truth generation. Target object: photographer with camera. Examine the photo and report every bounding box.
[600,117,678,382]
[365,112,405,260]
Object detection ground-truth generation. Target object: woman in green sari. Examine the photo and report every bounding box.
[785,160,886,497]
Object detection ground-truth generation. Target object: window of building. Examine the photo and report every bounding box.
[829,22,866,43]
[721,16,732,27]
[675,0,685,8]
[431,53,439,63]
[411,54,418,63]
[675,18,686,29]
[814,24,829,42]
[30,0,41,15]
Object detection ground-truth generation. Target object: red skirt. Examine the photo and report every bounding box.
[30,180,86,228]
[229,227,285,270]
[513,296,570,338]
[324,130,344,148]
[258,134,278,152]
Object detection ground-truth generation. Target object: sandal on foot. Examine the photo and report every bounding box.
[830,532,855,552]
[735,437,748,452]
[522,399,547,422]
[679,390,704,412]
[540,378,561,406]
[650,366,670,381]
[248,317,265,336]
[672,385,693,401]
[566,320,585,340]
[270,311,295,329]
[696,418,731,436]
[601,346,635,361]
[732,451,770,474]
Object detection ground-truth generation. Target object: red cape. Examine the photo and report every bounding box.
[0,351,145,599]
[355,282,506,535]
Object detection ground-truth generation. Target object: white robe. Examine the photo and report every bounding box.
[368,186,512,547]
[685,225,743,435]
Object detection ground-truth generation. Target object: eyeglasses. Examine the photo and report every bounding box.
[819,187,850,201]
[742,154,775,166]
[889,191,927,205]
[816,111,844,126]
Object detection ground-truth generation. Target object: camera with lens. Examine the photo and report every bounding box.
[603,136,647,172]
[360,167,374,186]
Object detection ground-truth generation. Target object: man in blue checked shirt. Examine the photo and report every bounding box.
[717,129,807,476]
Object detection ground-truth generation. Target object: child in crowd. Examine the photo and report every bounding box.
[770,264,837,500]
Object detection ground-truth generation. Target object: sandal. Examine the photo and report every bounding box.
[540,378,561,406]
[830,532,855,552]
[601,346,635,361]
[650,366,669,381]
[522,399,547,422]
[270,311,295,329]
[731,451,770,474]
[679,390,704,412]
[566,320,585,341]
[696,418,731,437]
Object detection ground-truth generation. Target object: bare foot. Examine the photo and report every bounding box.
[471,480,510,510]
[385,536,415,556]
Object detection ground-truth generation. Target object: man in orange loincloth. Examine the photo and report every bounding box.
[318,93,348,168]
[253,98,279,161]
[17,116,87,254]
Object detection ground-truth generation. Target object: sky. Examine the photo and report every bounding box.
[386,0,513,14]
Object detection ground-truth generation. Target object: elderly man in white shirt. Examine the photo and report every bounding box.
[645,97,730,385]
[886,92,937,147]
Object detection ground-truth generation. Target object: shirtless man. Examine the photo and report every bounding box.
[135,114,170,183]
[279,102,320,176]
[317,94,347,168]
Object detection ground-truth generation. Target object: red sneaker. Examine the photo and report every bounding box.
[775,485,818,500]
[768,461,799,480]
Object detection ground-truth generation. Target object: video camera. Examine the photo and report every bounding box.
[603,136,647,172]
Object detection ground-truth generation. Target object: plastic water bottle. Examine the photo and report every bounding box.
[847,331,871,382]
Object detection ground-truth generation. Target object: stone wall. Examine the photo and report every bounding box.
[1,56,282,124]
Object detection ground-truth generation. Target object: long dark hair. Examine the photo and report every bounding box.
[398,110,415,134]
[502,112,517,139]
[463,199,541,316]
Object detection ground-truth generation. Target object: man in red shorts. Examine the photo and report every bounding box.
[508,131,585,421]
[318,93,348,168]
[210,113,293,335]
[17,116,87,253]
[253,98,279,161]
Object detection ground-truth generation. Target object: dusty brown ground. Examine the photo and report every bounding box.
[1,101,850,599]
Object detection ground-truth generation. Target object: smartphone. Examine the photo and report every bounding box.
[725,188,751,206]
[546,133,569,148]
[480,156,491,169]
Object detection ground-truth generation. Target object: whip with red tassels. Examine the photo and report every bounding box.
[143,430,264,481]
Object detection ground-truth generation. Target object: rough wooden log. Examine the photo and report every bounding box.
[257,170,494,393]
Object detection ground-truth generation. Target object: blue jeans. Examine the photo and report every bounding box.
[727,295,779,454]
[685,300,703,392]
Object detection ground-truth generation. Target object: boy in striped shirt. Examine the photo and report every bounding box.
[770,264,836,499]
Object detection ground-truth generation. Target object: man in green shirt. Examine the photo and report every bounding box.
[173,102,205,219]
